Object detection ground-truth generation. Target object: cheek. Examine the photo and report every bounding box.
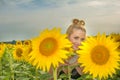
[69,38,75,43]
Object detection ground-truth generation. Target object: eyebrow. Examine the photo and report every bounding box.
[74,36,79,38]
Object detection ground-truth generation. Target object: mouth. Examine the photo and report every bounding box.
[73,45,79,50]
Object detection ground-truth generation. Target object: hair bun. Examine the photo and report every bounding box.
[79,20,85,26]
[73,19,79,24]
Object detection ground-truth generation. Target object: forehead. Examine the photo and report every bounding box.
[72,28,86,36]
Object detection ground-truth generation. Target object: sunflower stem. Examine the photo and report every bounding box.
[53,67,57,80]
[35,68,38,80]
[9,52,14,80]
[0,58,2,76]
[68,66,71,80]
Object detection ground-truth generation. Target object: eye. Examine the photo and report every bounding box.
[74,37,79,39]
[81,38,85,41]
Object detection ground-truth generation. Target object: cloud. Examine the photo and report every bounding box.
[85,1,107,7]
[1,0,34,6]
[0,0,81,9]
[0,0,120,41]
[1,0,120,9]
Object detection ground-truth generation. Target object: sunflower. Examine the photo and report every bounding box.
[0,44,5,58]
[28,28,72,71]
[13,45,25,61]
[77,33,120,79]
[6,43,14,49]
[23,40,32,47]
[24,46,32,62]
[16,40,22,46]
[110,33,120,51]
[20,40,32,62]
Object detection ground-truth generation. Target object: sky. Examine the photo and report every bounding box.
[0,0,120,42]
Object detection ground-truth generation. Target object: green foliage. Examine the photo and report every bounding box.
[0,49,52,80]
[0,48,120,80]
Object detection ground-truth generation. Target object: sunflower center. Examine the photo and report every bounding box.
[91,45,110,65]
[39,38,58,56]
[16,48,23,57]
[25,42,30,45]
[17,42,21,45]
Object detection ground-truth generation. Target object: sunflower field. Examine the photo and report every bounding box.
[0,28,120,80]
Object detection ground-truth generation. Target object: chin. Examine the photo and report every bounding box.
[73,46,79,50]
[74,48,78,51]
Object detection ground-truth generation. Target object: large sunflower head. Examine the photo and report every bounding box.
[77,33,120,79]
[28,27,72,71]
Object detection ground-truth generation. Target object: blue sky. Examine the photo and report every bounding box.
[0,0,120,41]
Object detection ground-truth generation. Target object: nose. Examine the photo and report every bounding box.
[76,39,83,46]
[75,40,80,46]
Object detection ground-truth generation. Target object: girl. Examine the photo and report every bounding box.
[59,18,86,80]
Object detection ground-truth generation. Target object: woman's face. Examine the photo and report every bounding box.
[69,28,86,51]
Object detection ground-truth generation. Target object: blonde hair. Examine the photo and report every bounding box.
[66,19,86,37]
